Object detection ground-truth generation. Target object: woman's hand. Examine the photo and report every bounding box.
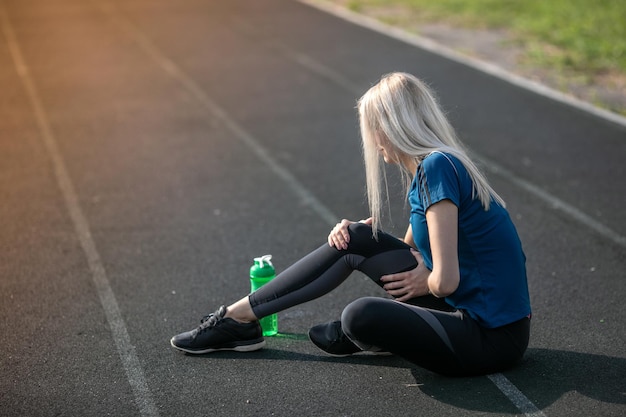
[328,217,373,250]
[380,249,430,302]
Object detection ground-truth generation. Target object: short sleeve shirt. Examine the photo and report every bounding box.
[408,152,531,328]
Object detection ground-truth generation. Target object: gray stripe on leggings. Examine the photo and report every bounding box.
[400,302,456,354]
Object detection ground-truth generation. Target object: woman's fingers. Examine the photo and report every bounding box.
[381,257,427,300]
[328,219,354,250]
[332,233,347,250]
[384,280,410,299]
[395,293,413,302]
[381,272,405,289]
[339,219,351,244]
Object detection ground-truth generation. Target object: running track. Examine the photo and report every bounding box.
[1,1,624,416]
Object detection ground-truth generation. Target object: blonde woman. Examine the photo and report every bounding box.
[171,72,531,376]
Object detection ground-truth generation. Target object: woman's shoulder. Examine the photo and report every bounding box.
[421,151,462,176]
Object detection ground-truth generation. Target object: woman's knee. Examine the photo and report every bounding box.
[346,222,408,256]
[341,297,383,341]
[347,222,374,242]
[345,222,379,256]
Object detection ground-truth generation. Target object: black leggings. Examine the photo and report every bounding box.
[249,223,530,376]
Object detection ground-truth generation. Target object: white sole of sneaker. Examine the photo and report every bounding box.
[170,339,266,355]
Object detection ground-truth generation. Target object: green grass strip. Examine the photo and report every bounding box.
[346,0,625,75]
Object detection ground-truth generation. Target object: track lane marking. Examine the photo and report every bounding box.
[0,3,159,416]
[278,37,626,250]
[297,0,626,129]
[488,374,546,417]
[480,158,626,249]
[95,1,338,226]
[234,14,626,250]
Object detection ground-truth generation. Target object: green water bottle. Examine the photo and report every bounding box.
[250,255,278,336]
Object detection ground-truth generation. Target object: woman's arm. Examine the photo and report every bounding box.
[380,199,459,301]
[425,199,460,297]
[403,224,416,248]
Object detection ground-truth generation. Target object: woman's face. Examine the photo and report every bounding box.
[375,133,398,165]
[374,132,417,173]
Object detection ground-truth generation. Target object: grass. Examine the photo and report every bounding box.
[342,0,626,76]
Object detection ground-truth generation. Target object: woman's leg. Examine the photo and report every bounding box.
[172,223,415,354]
[248,222,416,319]
[341,297,530,376]
[172,222,450,355]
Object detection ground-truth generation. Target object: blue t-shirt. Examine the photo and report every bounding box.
[408,151,531,328]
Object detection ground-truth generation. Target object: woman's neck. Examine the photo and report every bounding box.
[401,156,419,177]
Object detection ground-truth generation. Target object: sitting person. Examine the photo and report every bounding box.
[170,72,531,377]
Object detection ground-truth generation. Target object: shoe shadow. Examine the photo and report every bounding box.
[412,348,626,413]
[185,332,413,368]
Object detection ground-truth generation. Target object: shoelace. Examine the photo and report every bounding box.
[196,305,227,334]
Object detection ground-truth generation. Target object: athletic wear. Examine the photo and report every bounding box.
[248,223,416,318]
[175,152,531,375]
[409,152,531,328]
[170,306,265,354]
[248,222,530,375]
[341,297,530,376]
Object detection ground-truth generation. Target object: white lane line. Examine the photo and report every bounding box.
[0,4,160,417]
[95,1,338,226]
[297,0,626,129]
[480,158,626,249]
[488,374,547,417]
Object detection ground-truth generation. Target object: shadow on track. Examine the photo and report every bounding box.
[412,348,626,413]
[179,332,413,369]
[177,335,625,414]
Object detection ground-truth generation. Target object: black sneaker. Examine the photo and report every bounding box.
[170,305,265,354]
[309,320,391,357]
[308,320,363,357]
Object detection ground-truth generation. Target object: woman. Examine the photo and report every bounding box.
[170,72,531,377]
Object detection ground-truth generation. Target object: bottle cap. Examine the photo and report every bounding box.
[251,255,275,277]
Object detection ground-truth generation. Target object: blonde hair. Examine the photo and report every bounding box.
[358,72,505,235]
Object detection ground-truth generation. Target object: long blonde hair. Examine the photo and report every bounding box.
[358,72,505,235]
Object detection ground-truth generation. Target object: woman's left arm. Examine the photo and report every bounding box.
[425,199,460,297]
[380,199,459,301]
[403,224,416,248]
